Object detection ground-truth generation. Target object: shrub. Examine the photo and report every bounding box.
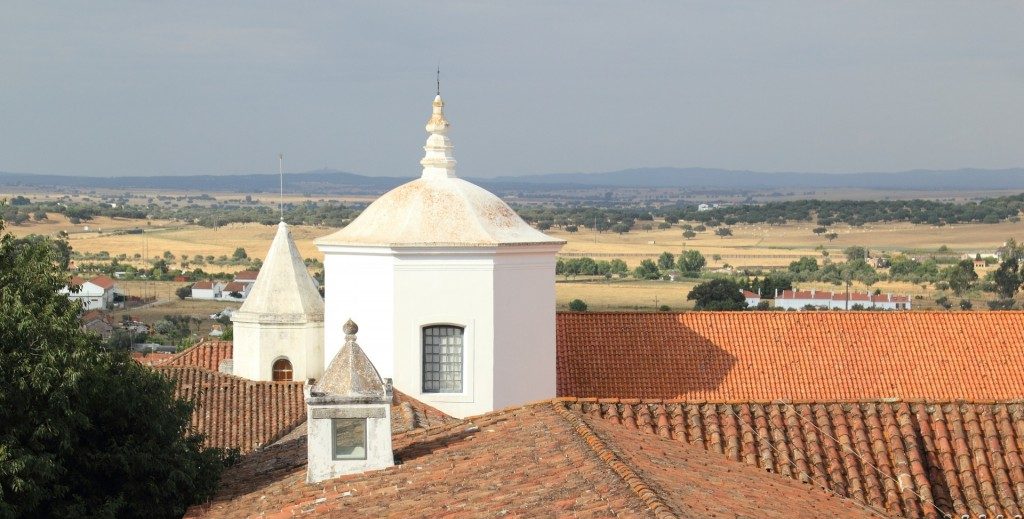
[568,299,588,312]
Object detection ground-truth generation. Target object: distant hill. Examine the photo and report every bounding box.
[2,167,1024,194]
[0,169,407,194]
[490,167,1024,191]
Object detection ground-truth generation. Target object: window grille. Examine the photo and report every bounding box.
[272,358,293,381]
[422,325,464,393]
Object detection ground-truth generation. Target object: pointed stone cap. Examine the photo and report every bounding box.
[419,94,456,180]
[233,222,324,324]
[310,320,391,403]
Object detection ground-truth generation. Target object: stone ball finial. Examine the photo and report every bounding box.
[343,319,358,337]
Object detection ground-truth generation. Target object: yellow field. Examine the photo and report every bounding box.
[548,220,1024,268]
[6,207,1021,312]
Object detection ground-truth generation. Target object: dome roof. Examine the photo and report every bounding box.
[316,94,563,249]
[316,176,562,247]
[233,222,324,324]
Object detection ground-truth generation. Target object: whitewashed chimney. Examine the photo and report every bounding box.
[306,320,393,483]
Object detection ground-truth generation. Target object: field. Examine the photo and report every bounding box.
[6,201,1023,314]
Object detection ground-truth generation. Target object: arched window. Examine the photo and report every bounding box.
[272,358,293,382]
[422,325,464,393]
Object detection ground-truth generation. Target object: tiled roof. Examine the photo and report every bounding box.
[89,275,116,289]
[741,289,760,298]
[222,282,246,293]
[187,402,877,518]
[69,275,86,286]
[156,366,306,454]
[778,289,833,300]
[560,399,1024,519]
[556,312,1024,401]
[151,341,455,453]
[131,351,176,366]
[162,340,233,372]
[234,270,259,281]
[192,281,215,289]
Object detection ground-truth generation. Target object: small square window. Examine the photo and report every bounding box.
[332,418,367,460]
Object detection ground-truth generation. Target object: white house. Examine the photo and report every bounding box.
[191,281,224,300]
[231,221,325,382]
[219,281,251,300]
[62,275,117,310]
[742,289,762,307]
[316,93,564,418]
[774,289,911,310]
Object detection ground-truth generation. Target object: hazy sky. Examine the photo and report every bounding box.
[2,2,1023,178]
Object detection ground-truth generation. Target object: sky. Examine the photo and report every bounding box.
[1,2,1023,178]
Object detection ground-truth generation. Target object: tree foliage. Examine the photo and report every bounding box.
[686,279,748,310]
[0,218,226,518]
[676,250,706,275]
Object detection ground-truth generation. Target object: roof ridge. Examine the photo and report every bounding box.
[556,397,1024,405]
[155,363,304,387]
[551,403,677,518]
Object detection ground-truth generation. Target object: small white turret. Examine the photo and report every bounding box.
[231,221,325,381]
[419,95,457,180]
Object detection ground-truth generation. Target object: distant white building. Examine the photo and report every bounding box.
[191,281,224,300]
[774,289,911,310]
[742,289,762,308]
[61,275,117,310]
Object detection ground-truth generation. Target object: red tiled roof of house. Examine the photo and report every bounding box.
[186,402,878,518]
[162,340,233,372]
[156,366,306,453]
[560,398,1024,519]
[152,341,456,453]
[69,275,86,286]
[222,282,246,293]
[192,281,215,290]
[234,270,259,281]
[89,275,116,289]
[741,289,760,298]
[556,311,1024,401]
[778,289,833,300]
[130,351,176,366]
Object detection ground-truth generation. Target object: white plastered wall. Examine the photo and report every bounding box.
[231,322,324,381]
[391,248,496,418]
[306,402,393,483]
[321,247,395,376]
[492,246,559,409]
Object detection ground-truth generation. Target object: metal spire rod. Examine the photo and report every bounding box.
[436,65,440,95]
[278,153,284,222]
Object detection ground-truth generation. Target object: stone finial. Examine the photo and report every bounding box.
[343,319,358,339]
[420,94,457,180]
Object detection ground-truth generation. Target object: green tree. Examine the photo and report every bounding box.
[943,259,978,296]
[715,227,733,238]
[633,259,661,280]
[687,279,748,310]
[232,247,248,260]
[0,219,225,518]
[788,257,819,274]
[682,230,696,239]
[176,284,193,300]
[843,246,868,261]
[992,257,1022,299]
[824,232,839,242]
[568,299,588,312]
[657,252,675,271]
[676,249,706,275]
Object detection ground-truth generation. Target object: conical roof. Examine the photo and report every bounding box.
[233,222,324,324]
[316,94,564,249]
[312,320,389,400]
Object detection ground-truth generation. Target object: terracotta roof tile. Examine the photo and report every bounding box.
[162,340,233,372]
[188,403,878,518]
[157,366,306,454]
[560,399,1024,519]
[89,275,115,289]
[556,311,1024,401]
[192,281,215,289]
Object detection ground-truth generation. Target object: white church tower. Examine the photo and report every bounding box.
[231,221,325,381]
[316,93,564,418]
